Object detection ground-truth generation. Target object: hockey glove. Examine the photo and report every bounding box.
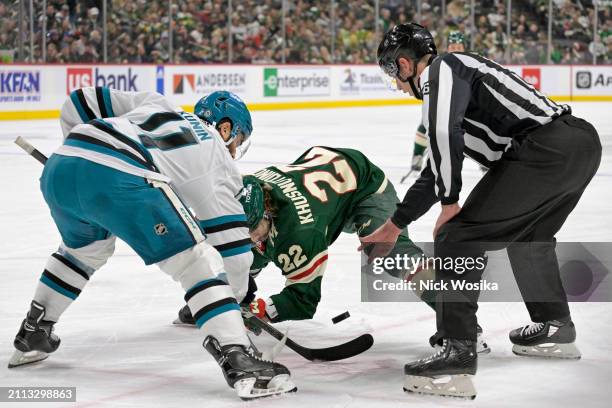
[248,298,279,321]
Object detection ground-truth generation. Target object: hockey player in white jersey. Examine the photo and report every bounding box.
[8,87,297,400]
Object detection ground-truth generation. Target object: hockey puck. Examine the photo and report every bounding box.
[332,311,350,324]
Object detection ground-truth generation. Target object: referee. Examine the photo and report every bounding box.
[361,23,601,398]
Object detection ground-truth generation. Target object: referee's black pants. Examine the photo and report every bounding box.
[434,114,602,341]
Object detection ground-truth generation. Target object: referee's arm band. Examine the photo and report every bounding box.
[440,196,459,205]
[391,213,410,230]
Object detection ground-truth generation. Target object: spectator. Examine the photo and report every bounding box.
[0,0,609,65]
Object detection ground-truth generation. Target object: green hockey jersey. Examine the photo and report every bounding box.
[250,146,387,321]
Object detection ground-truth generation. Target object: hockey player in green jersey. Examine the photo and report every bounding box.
[174,145,427,323]
[242,146,426,322]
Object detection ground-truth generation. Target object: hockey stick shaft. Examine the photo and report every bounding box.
[243,311,310,358]
[400,169,416,184]
[14,137,48,165]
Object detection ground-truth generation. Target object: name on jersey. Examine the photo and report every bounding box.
[180,111,211,141]
[253,168,315,225]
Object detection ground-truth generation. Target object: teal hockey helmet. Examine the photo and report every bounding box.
[194,91,253,157]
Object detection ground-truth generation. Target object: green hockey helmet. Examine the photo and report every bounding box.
[447,30,466,45]
[239,175,265,230]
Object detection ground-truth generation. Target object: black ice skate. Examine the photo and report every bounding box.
[8,301,60,368]
[204,335,297,400]
[509,318,581,359]
[172,304,195,326]
[404,339,477,399]
[430,324,490,354]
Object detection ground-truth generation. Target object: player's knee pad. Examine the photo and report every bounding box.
[219,255,252,302]
[160,242,246,342]
[57,236,116,275]
[158,241,225,291]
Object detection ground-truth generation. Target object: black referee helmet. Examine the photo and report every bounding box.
[377,23,437,99]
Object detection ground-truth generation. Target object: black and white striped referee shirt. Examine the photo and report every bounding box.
[391,52,570,228]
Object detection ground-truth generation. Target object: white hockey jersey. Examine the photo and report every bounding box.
[56,87,253,300]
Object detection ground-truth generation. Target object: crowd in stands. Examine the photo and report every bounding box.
[0,0,610,64]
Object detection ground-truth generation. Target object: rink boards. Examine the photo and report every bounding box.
[1,63,611,120]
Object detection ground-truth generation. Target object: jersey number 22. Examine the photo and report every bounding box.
[278,147,357,203]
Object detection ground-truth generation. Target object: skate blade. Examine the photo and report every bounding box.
[403,374,476,400]
[172,318,195,327]
[235,375,297,401]
[8,349,49,368]
[512,342,581,360]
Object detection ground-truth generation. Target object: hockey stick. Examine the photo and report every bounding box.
[242,310,374,362]
[400,151,429,184]
[399,168,417,184]
[14,137,48,165]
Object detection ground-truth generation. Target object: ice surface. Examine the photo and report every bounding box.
[0,103,610,407]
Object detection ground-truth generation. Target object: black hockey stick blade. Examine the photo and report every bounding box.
[290,333,374,362]
[243,310,374,362]
[14,136,48,165]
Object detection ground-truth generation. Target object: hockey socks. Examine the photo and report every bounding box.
[184,278,249,347]
[33,252,92,322]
